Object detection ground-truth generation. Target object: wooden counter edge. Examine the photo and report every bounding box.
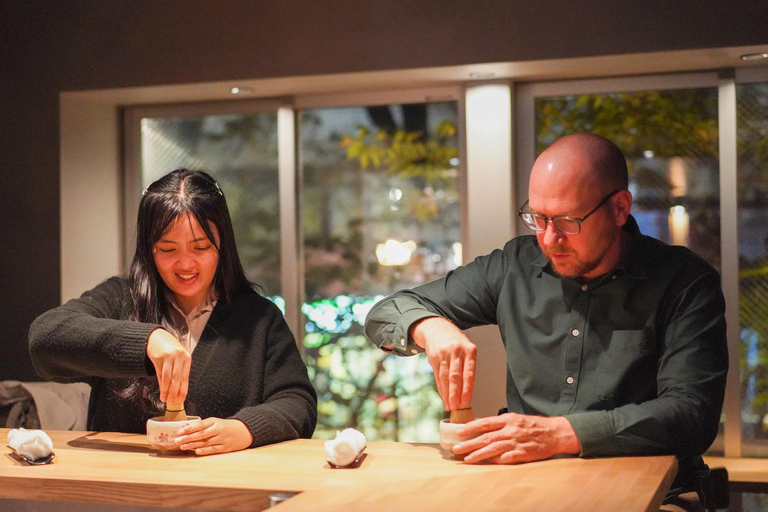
[0,475,286,512]
[271,455,678,512]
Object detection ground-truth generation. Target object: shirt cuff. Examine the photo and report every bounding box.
[564,410,615,457]
[384,310,440,355]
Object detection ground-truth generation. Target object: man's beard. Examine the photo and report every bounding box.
[542,245,605,279]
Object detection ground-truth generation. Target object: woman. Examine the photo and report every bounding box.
[29,169,317,455]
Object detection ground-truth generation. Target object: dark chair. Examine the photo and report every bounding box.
[700,466,729,512]
[664,465,730,511]
[0,381,41,429]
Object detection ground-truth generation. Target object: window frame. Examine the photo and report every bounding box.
[123,88,466,354]
[731,66,768,457]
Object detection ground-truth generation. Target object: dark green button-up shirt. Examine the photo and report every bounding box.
[365,216,727,459]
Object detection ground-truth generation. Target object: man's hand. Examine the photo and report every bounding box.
[411,317,476,411]
[452,413,581,464]
[175,418,253,455]
[146,328,191,406]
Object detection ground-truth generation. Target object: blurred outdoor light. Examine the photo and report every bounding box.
[376,239,416,267]
[643,150,654,159]
[469,72,496,79]
[669,157,688,198]
[668,205,689,247]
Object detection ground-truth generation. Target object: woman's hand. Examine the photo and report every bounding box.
[175,418,254,455]
[146,328,191,406]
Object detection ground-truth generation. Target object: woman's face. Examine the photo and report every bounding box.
[153,213,220,314]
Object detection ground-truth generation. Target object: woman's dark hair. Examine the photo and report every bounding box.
[129,168,252,324]
[122,169,253,412]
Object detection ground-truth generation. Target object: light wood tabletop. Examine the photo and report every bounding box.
[1,428,677,511]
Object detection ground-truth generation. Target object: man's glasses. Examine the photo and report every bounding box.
[517,190,620,235]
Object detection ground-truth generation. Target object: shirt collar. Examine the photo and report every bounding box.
[613,215,647,280]
[165,288,219,322]
[530,214,647,280]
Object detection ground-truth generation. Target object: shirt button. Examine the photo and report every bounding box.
[566,376,574,385]
[411,349,418,355]
[571,329,579,337]
[581,284,588,291]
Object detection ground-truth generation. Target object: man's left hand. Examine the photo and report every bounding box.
[453,413,581,464]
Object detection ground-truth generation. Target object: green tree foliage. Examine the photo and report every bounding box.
[304,104,459,441]
[536,91,718,159]
[341,120,458,178]
[302,296,443,442]
[340,121,459,223]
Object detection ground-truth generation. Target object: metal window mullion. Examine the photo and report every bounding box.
[123,108,143,270]
[277,103,304,354]
[718,71,741,458]
[458,87,468,259]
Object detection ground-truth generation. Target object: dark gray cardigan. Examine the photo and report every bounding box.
[29,277,317,446]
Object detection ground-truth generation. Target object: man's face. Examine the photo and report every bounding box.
[525,134,630,280]
[527,147,624,280]
[529,189,619,279]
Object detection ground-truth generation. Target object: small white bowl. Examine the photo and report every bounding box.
[439,419,480,457]
[146,416,201,452]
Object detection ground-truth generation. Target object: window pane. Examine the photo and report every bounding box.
[535,88,723,454]
[140,113,281,297]
[300,102,460,442]
[737,82,768,458]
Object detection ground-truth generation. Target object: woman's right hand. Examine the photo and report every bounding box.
[146,328,191,405]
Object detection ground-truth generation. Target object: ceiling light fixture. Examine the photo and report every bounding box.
[740,53,768,61]
[230,86,255,95]
[469,72,496,79]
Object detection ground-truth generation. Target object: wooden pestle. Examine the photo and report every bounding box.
[449,407,475,424]
[164,402,187,422]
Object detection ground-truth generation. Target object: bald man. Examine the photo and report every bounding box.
[365,133,727,504]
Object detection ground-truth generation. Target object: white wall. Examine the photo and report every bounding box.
[60,96,123,302]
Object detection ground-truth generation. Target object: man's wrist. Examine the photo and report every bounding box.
[554,416,582,455]
[409,316,445,349]
[409,317,431,349]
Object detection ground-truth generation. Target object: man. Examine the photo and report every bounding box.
[365,133,727,506]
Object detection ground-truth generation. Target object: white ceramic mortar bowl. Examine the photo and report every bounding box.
[146,416,201,452]
[438,419,480,456]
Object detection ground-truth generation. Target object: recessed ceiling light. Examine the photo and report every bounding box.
[741,53,768,61]
[469,72,496,79]
[230,86,254,95]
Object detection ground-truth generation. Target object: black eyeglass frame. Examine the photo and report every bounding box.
[517,189,621,235]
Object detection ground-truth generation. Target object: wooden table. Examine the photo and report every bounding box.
[1,429,677,511]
